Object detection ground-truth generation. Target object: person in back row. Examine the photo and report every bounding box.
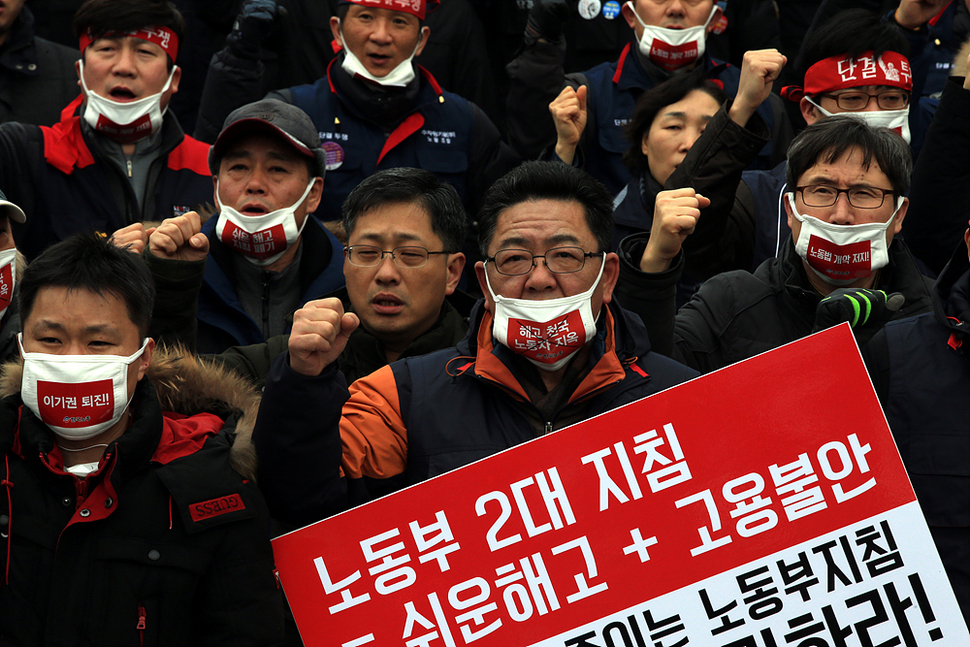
[196,0,518,227]
[0,0,212,260]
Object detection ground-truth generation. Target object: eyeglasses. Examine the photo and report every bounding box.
[818,90,909,111]
[345,245,450,269]
[795,185,895,209]
[485,246,603,276]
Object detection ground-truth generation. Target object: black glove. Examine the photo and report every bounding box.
[813,288,905,334]
[525,0,573,45]
[227,0,280,60]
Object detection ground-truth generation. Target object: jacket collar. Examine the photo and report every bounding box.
[458,300,638,405]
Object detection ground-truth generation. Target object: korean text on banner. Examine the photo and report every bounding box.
[272,324,968,647]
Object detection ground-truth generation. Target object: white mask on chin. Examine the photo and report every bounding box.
[805,97,912,144]
[788,193,902,287]
[215,180,316,267]
[79,60,177,144]
[339,23,421,88]
[484,257,605,372]
[627,2,717,72]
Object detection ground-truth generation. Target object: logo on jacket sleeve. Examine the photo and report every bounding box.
[189,493,246,522]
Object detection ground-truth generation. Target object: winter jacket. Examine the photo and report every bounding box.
[0,6,78,127]
[148,216,345,355]
[0,99,213,260]
[617,235,934,373]
[741,160,791,269]
[506,41,793,196]
[612,101,767,306]
[211,287,475,388]
[252,300,698,526]
[0,347,285,646]
[196,54,518,222]
[864,241,970,626]
[902,76,970,277]
[887,1,969,158]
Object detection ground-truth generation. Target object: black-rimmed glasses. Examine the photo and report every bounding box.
[345,245,451,269]
[795,185,895,209]
[485,246,602,276]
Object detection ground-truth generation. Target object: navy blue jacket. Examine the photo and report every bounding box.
[507,41,792,196]
[195,216,345,353]
[741,160,792,270]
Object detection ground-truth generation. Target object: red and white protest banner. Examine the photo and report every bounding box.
[272,324,969,646]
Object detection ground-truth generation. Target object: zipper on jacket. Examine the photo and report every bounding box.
[544,421,553,435]
[126,159,133,178]
[137,603,146,647]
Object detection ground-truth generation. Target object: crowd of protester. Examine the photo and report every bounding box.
[0,0,969,643]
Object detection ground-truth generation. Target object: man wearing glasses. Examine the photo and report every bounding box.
[251,161,696,525]
[615,116,934,375]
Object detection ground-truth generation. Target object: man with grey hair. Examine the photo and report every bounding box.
[615,116,934,373]
[146,97,345,354]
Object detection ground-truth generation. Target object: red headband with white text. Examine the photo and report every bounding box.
[79,27,179,62]
[338,0,438,20]
[781,51,912,102]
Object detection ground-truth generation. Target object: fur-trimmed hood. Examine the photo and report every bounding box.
[0,344,262,480]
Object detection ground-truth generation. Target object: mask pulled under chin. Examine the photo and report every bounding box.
[79,60,177,144]
[805,98,912,144]
[215,180,316,267]
[339,26,419,88]
[788,193,901,287]
[0,247,16,321]
[19,334,150,441]
[627,2,716,72]
[485,257,605,372]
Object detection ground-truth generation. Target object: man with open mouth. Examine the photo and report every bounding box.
[0,0,213,261]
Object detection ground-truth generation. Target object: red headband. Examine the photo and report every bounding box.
[338,0,438,20]
[781,51,912,102]
[79,27,179,62]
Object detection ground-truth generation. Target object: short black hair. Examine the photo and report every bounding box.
[624,73,726,174]
[74,0,185,65]
[342,168,466,251]
[785,115,913,196]
[477,161,613,256]
[796,9,909,82]
[19,233,155,338]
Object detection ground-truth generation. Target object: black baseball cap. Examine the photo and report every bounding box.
[208,99,326,178]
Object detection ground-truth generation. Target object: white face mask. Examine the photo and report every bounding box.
[484,257,605,372]
[19,335,149,441]
[339,23,420,88]
[806,98,911,144]
[788,193,902,287]
[78,60,177,144]
[215,180,316,267]
[0,248,16,321]
[627,2,716,72]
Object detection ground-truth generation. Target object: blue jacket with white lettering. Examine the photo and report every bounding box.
[252,299,698,527]
[507,42,792,196]
[865,241,970,625]
[0,98,213,260]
